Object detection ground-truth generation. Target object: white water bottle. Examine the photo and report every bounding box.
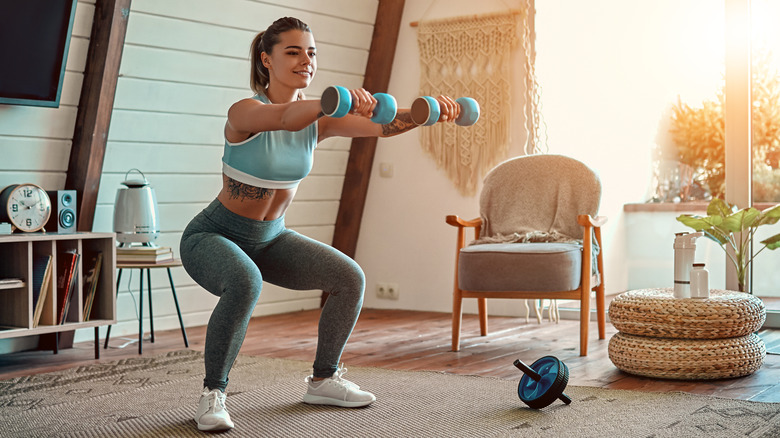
[673,232,703,298]
[690,263,709,299]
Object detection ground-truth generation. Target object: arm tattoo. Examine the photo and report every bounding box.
[225,177,274,201]
[381,112,417,137]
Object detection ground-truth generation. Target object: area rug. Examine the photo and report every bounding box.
[1,350,778,437]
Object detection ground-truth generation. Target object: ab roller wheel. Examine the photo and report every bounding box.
[411,96,480,126]
[513,356,572,409]
[321,85,397,124]
[321,85,480,126]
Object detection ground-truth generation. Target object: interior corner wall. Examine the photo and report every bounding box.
[356,0,531,316]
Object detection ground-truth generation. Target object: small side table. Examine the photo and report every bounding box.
[104,259,189,354]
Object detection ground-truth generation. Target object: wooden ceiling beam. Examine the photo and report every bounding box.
[66,0,131,231]
[331,0,406,259]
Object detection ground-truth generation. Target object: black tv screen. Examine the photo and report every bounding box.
[0,0,78,108]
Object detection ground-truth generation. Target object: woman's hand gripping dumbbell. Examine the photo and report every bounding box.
[320,85,397,124]
[411,95,480,126]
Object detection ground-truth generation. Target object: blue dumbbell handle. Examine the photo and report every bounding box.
[321,86,397,124]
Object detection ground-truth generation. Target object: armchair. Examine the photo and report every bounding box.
[446,154,607,356]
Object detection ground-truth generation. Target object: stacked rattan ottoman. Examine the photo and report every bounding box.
[608,288,766,380]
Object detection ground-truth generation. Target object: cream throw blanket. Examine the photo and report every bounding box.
[417,11,521,196]
[470,155,602,280]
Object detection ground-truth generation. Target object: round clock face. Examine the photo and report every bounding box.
[0,184,52,232]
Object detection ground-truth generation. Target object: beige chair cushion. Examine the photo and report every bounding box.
[458,242,583,292]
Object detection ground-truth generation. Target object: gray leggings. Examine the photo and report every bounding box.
[179,199,365,391]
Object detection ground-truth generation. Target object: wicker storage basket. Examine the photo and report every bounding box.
[608,332,766,380]
[609,288,766,339]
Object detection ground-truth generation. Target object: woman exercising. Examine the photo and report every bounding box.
[180,16,460,432]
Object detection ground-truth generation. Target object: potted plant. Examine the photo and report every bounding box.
[677,198,780,292]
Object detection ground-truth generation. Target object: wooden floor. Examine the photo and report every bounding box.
[1,309,778,402]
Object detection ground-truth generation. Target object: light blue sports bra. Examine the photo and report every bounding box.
[222,94,317,189]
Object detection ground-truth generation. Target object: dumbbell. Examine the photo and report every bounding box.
[411,96,480,126]
[320,85,397,124]
[513,356,572,409]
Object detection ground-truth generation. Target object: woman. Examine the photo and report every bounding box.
[180,17,460,431]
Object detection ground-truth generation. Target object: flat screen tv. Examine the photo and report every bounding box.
[0,0,78,108]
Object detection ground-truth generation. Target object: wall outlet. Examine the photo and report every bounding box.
[376,282,399,300]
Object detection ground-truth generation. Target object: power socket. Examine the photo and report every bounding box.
[376,282,399,300]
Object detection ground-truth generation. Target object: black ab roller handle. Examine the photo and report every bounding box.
[513,359,542,381]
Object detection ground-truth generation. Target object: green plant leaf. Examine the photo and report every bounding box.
[760,233,780,250]
[722,207,761,232]
[756,203,780,226]
[704,228,731,246]
[707,198,734,216]
[676,214,723,230]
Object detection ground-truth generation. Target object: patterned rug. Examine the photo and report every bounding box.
[1,350,779,437]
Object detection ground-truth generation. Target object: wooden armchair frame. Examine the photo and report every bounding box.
[446,214,607,356]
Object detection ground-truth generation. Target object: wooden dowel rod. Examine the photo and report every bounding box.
[410,9,521,27]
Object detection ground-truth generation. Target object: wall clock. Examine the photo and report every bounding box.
[0,184,52,232]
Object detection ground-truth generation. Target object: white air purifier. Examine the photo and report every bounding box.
[113,169,160,246]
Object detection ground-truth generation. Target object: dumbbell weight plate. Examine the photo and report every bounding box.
[321,85,352,118]
[517,356,570,409]
[411,96,440,126]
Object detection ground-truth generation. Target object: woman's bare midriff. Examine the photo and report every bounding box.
[216,174,296,221]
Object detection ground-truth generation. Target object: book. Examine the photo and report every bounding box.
[116,253,174,264]
[116,246,171,256]
[32,255,53,328]
[0,278,24,288]
[116,246,174,264]
[82,252,103,322]
[56,250,80,325]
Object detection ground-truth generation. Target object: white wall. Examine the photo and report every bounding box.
[356,0,729,317]
[532,0,725,297]
[357,0,531,316]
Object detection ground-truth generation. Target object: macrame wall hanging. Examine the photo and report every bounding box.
[416,4,544,196]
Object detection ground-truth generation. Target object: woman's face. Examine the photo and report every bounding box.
[262,29,317,91]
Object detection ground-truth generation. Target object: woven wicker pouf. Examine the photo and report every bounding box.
[609,288,766,338]
[609,332,766,380]
[608,288,767,380]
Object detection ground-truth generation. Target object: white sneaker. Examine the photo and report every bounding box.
[303,365,376,408]
[194,387,235,431]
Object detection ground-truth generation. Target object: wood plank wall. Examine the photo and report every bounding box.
[0,0,96,189]
[0,0,380,342]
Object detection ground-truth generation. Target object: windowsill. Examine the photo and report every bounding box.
[624,201,777,213]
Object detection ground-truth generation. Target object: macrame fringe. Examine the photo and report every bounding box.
[417,10,521,196]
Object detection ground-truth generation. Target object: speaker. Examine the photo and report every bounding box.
[46,190,77,233]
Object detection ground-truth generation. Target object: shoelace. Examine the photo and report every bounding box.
[332,364,360,389]
[305,364,358,388]
[207,390,226,412]
[333,364,349,381]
